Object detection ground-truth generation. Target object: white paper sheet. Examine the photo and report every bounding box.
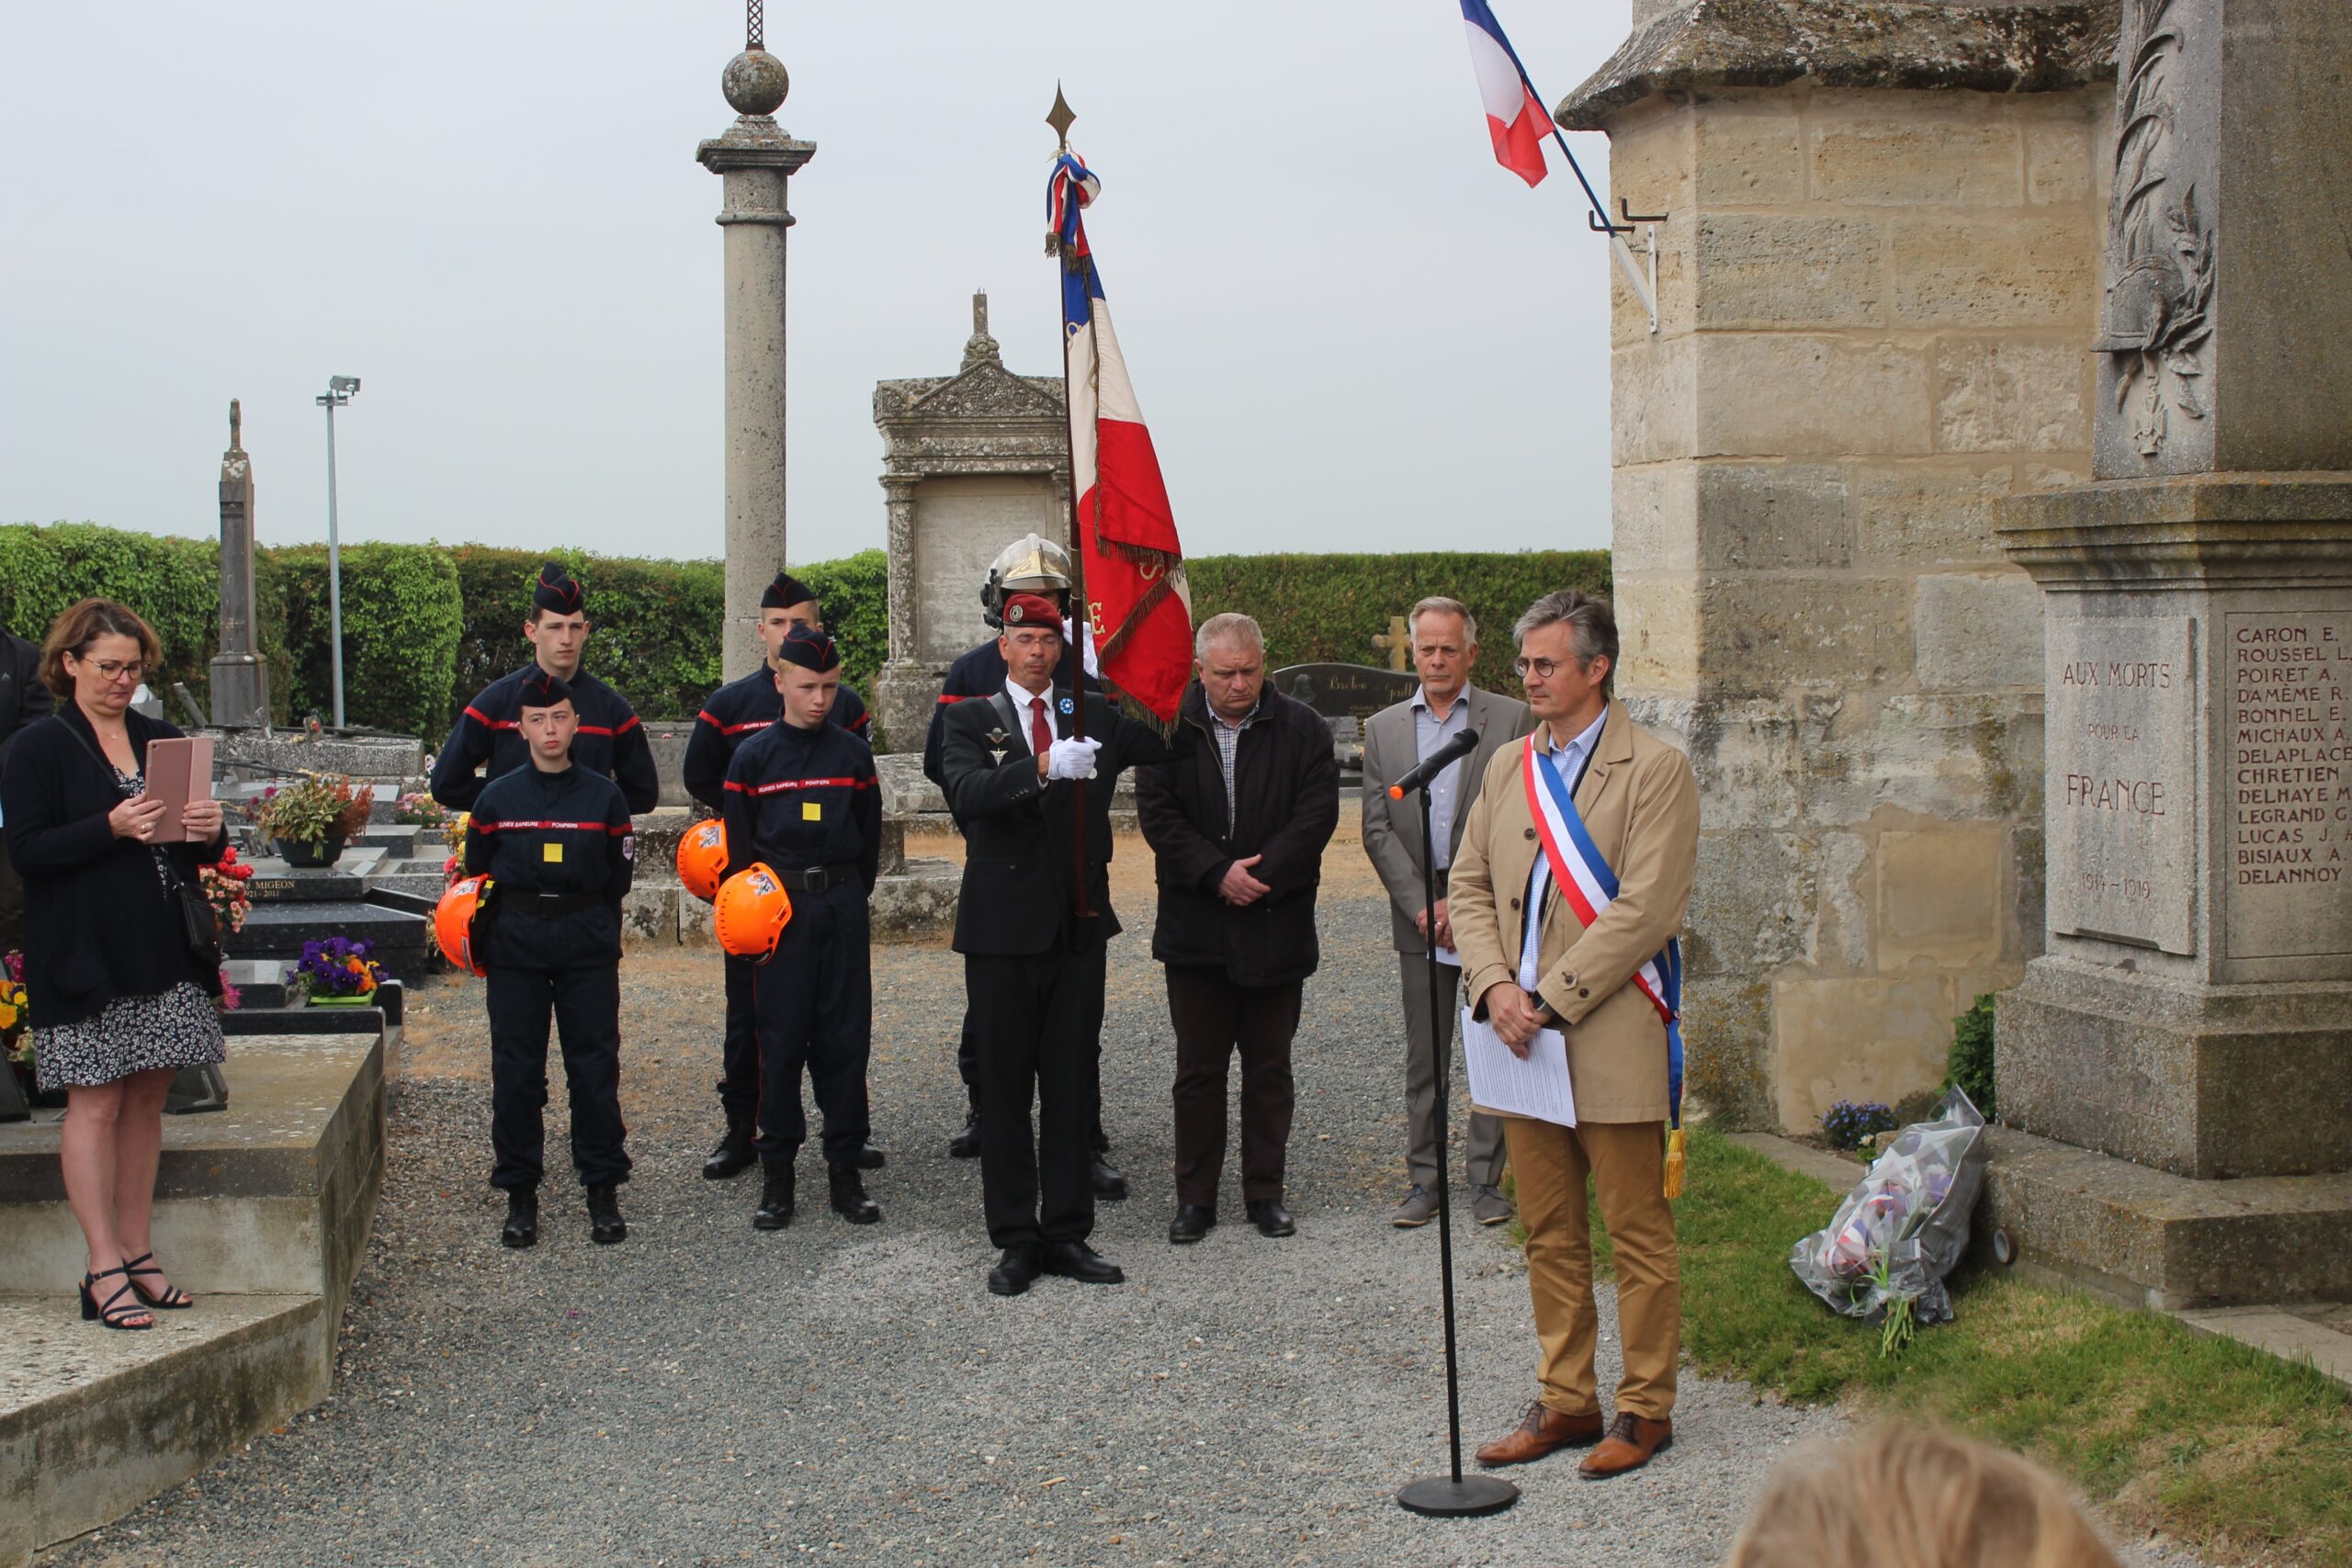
[1432,943,1460,966]
[1461,1009,1577,1127]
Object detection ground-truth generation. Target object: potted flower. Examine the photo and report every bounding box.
[202,843,256,933]
[394,791,447,829]
[2,950,61,1112]
[255,773,375,868]
[286,936,390,1008]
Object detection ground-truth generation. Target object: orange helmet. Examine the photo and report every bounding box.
[715,862,793,962]
[676,818,729,904]
[435,874,492,977]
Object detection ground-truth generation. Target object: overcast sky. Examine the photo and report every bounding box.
[1,1,1633,566]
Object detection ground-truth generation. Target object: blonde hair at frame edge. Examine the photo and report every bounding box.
[1725,1424,2122,1568]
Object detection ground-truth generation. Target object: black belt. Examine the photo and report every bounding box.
[506,890,605,915]
[775,863,861,892]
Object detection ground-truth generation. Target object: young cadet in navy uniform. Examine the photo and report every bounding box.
[920,536,1126,1202]
[431,561,661,817]
[684,570,876,1181]
[721,624,884,1231]
[462,671,637,1249]
[939,592,1190,1296]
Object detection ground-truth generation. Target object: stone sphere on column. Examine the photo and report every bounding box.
[722,48,789,117]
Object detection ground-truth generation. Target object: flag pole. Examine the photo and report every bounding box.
[1047,84,1094,921]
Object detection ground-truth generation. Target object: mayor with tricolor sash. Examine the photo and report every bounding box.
[1446,589,1700,1481]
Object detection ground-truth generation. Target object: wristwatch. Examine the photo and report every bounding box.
[1529,990,1557,1022]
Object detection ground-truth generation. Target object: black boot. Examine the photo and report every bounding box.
[702,1111,756,1180]
[752,1162,795,1231]
[586,1184,627,1245]
[828,1162,882,1224]
[500,1189,538,1249]
[947,1087,982,1159]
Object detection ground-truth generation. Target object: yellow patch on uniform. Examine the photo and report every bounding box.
[543,842,563,863]
[801,801,822,821]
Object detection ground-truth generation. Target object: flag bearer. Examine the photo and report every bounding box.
[684,570,876,1180]
[462,670,637,1249]
[432,560,662,816]
[721,624,884,1231]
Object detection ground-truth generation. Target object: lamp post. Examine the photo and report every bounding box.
[315,375,360,728]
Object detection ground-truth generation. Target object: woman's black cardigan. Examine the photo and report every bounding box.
[0,702,228,1030]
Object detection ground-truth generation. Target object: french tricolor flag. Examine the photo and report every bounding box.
[1459,0,1554,187]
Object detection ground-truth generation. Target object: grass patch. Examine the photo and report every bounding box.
[1643,1127,2352,1566]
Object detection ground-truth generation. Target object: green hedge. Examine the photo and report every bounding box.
[0,523,220,716]
[261,543,463,739]
[1185,550,1611,696]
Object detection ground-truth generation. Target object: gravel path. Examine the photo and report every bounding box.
[51,840,2200,1567]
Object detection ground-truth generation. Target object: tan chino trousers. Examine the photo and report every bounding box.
[1502,1116,1679,1421]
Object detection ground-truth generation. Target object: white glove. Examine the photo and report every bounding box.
[1046,736,1102,781]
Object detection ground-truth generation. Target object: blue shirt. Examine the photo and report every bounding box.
[1412,686,1473,872]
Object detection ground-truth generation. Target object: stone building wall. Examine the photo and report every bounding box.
[1589,76,2111,1129]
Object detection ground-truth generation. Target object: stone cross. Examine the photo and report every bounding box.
[961,289,1001,371]
[1368,614,1411,673]
[209,398,269,726]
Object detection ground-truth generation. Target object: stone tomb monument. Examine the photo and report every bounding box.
[868,294,1071,751]
[210,400,269,726]
[1990,0,2352,1307]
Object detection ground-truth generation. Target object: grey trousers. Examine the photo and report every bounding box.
[1400,952,1505,1190]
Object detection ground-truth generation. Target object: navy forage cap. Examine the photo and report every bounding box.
[518,669,575,710]
[761,571,817,611]
[533,561,585,615]
[775,623,841,673]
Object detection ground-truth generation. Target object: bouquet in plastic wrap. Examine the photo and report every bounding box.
[1790,1087,1988,1354]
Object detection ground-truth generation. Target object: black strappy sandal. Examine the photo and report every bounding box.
[79,1264,155,1330]
[122,1252,194,1310]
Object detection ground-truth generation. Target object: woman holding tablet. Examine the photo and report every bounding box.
[0,599,228,1329]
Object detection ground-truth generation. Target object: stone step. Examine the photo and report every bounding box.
[0,1292,330,1568]
[352,822,421,860]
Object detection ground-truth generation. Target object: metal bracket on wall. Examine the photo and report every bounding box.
[1590,197,1667,334]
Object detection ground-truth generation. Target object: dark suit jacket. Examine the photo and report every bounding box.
[1359,684,1533,953]
[940,683,1183,955]
[0,629,51,773]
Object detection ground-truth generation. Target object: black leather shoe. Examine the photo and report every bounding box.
[1247,1198,1296,1237]
[702,1113,756,1180]
[752,1162,795,1230]
[500,1190,537,1249]
[586,1184,627,1245]
[1091,1156,1129,1201]
[947,1093,983,1159]
[828,1162,882,1224]
[854,1145,887,1171]
[988,1245,1044,1297]
[1168,1205,1216,1245]
[1041,1241,1125,1285]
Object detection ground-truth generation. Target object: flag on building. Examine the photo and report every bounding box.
[1458,0,1554,186]
[1049,152,1193,726]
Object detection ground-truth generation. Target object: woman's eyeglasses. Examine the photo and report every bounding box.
[83,660,146,682]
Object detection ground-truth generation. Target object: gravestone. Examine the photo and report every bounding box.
[1991,0,2352,1307]
[868,294,1070,752]
[209,400,269,726]
[1273,662,1418,776]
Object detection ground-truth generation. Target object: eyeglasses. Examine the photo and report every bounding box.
[1512,656,1571,680]
[83,660,146,682]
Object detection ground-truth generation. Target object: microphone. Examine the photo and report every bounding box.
[1386,728,1480,799]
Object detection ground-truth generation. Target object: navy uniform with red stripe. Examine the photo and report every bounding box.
[461,671,636,1247]
[682,570,876,1181]
[429,563,661,817]
[720,625,884,1227]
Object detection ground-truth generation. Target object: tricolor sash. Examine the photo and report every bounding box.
[1521,736,1686,1135]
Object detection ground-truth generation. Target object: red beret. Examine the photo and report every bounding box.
[1001,592,1064,632]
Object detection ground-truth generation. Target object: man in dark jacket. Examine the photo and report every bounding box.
[431,562,661,816]
[1136,613,1340,1245]
[0,620,54,955]
[462,670,637,1249]
[938,592,1187,1296]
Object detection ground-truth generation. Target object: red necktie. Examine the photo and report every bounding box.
[1030,695,1053,758]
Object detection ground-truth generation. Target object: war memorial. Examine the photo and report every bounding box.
[2,2,2348,1563]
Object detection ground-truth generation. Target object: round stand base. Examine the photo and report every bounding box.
[1396,1473,1520,1517]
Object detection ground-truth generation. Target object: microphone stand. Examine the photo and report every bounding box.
[1395,764,1519,1519]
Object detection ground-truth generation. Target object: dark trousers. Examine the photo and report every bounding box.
[718,953,757,1120]
[487,964,629,1191]
[967,940,1104,1249]
[1167,965,1302,1209]
[751,884,873,1167]
[958,1003,1111,1153]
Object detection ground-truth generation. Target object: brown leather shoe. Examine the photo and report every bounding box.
[1474,1400,1605,1467]
[1578,1412,1672,1478]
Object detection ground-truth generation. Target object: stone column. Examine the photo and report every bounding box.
[697,45,815,682]
[1992,0,2352,1305]
[1558,3,2110,1131]
[209,399,269,726]
[869,477,929,751]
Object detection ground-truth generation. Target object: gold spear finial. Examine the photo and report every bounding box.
[1046,84,1076,153]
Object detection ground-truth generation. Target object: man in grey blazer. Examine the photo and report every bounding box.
[1360,596,1534,1228]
